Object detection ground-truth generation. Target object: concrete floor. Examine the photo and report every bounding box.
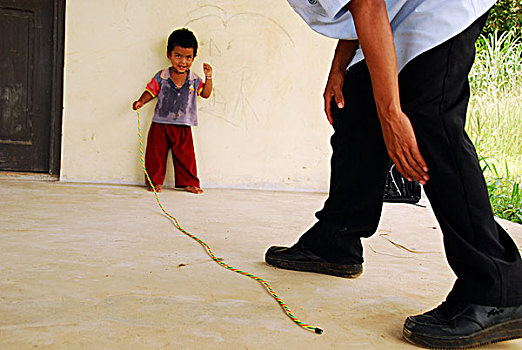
[1,179,521,350]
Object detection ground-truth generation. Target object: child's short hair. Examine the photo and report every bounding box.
[167,28,198,57]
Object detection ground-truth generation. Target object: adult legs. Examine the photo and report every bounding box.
[399,12,522,307]
[264,59,390,273]
[297,61,390,264]
[400,12,522,348]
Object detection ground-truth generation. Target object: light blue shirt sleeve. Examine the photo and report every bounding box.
[286,0,497,72]
[287,0,357,40]
[317,0,351,19]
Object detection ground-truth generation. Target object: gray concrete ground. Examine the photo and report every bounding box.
[1,178,521,350]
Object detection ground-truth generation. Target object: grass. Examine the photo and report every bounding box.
[479,157,522,223]
[467,31,522,223]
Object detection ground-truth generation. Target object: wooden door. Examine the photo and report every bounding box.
[0,0,64,174]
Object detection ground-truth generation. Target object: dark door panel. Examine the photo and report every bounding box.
[0,0,63,173]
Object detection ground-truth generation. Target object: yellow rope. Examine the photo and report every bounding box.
[136,109,323,334]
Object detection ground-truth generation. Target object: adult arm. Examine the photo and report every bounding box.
[346,0,429,184]
[324,39,359,124]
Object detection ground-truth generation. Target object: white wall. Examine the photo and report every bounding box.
[61,1,337,191]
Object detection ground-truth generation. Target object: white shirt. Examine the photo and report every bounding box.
[287,0,496,72]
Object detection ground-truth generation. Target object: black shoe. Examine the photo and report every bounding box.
[403,301,522,349]
[265,243,363,278]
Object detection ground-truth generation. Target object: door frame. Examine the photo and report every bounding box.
[48,0,65,175]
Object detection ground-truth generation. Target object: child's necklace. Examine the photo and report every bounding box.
[171,68,187,75]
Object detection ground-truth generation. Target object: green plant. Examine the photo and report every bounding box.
[480,157,522,223]
[471,31,522,98]
[467,30,522,224]
[469,31,522,168]
[483,0,522,38]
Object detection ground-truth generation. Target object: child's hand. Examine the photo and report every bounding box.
[203,63,213,78]
[132,100,144,110]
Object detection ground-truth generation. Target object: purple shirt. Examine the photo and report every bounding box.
[146,68,204,126]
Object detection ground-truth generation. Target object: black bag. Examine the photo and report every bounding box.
[383,160,421,204]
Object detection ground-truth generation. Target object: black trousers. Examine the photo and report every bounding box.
[300,12,522,307]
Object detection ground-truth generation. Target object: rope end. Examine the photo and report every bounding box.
[314,328,323,334]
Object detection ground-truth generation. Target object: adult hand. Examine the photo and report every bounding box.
[380,112,429,185]
[323,69,345,125]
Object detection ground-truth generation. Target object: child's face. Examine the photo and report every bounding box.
[168,46,195,73]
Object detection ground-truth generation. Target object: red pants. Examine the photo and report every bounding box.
[145,122,200,188]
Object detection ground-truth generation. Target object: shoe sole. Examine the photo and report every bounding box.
[403,319,522,349]
[265,254,362,278]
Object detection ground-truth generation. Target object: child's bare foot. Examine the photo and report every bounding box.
[147,184,162,193]
[184,186,203,194]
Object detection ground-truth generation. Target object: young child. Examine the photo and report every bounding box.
[132,28,212,194]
